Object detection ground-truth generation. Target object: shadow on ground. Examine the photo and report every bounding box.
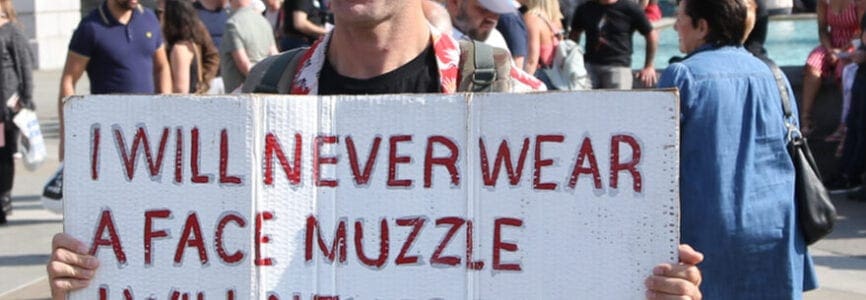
[811,255,866,271]
[0,254,50,267]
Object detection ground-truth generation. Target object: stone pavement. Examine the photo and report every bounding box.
[0,70,864,299]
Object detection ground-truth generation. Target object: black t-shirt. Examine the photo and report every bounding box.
[282,0,324,39]
[318,45,440,95]
[571,0,652,67]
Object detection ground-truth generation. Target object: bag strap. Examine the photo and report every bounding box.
[253,47,307,94]
[471,40,496,90]
[192,43,205,93]
[758,57,799,142]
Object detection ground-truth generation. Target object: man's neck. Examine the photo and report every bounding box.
[107,0,134,25]
[328,7,431,79]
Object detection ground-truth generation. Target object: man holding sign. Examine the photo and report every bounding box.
[48,0,702,299]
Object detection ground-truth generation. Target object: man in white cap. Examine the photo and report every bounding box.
[445,0,512,52]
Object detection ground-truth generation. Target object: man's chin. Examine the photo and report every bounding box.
[469,30,491,42]
[121,0,138,10]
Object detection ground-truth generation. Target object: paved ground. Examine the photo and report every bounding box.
[0,70,865,299]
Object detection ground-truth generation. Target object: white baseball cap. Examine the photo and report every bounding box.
[477,0,516,14]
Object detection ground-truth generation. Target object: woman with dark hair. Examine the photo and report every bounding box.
[278,0,328,51]
[161,0,220,94]
[0,0,33,224]
[658,0,817,298]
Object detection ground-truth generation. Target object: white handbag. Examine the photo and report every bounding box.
[12,108,46,171]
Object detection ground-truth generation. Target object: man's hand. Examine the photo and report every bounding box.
[829,48,842,64]
[636,67,658,88]
[48,233,99,300]
[645,244,703,300]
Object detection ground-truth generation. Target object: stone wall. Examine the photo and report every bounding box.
[11,0,160,70]
[14,0,81,70]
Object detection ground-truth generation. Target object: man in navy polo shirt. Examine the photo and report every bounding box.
[57,0,170,160]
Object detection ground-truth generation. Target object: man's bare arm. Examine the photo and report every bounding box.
[57,52,89,161]
[232,49,253,76]
[153,45,172,94]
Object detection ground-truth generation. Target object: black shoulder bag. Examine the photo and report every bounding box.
[762,58,837,245]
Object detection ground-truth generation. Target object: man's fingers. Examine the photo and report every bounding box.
[654,263,702,287]
[50,277,91,293]
[678,244,703,265]
[52,233,89,254]
[645,275,702,300]
[47,260,96,281]
[645,290,692,300]
[51,247,99,270]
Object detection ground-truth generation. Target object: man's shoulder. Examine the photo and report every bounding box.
[133,7,161,27]
[77,7,107,29]
[228,8,267,24]
[675,48,774,80]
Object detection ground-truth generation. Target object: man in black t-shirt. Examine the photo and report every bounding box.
[570,0,658,89]
[280,0,328,51]
[318,43,440,95]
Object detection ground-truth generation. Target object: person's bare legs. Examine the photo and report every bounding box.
[800,67,822,135]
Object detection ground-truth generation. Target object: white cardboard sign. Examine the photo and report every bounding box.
[64,92,680,299]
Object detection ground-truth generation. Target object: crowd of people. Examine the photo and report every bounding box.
[0,0,861,298]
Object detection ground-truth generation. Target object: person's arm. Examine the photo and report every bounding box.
[636,29,658,87]
[269,44,279,56]
[232,48,253,76]
[48,233,100,300]
[292,11,327,37]
[170,43,194,94]
[57,52,89,161]
[523,14,542,75]
[645,244,703,299]
[153,45,172,94]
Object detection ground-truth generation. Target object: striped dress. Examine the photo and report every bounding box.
[805,0,861,78]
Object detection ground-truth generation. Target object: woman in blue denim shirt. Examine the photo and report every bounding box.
[658,0,818,298]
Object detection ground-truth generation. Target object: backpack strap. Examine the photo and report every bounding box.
[458,40,498,92]
[252,47,307,94]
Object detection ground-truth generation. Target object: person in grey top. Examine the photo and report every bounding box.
[0,0,33,224]
[220,0,278,92]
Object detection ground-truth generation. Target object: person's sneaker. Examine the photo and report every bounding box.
[41,165,63,214]
[826,175,862,194]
